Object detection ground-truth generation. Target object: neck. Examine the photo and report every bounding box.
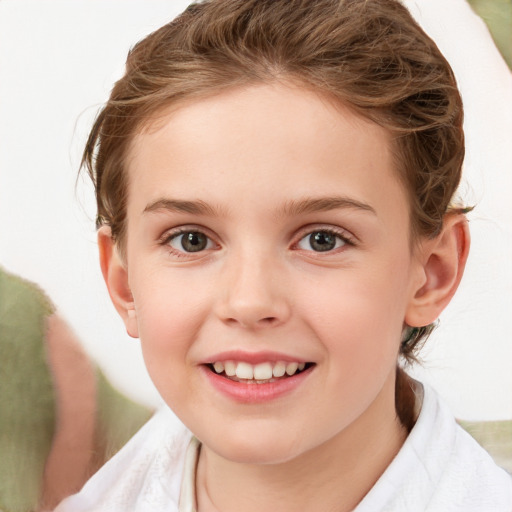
[196,373,408,512]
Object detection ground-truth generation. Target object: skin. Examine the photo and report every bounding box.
[100,83,469,511]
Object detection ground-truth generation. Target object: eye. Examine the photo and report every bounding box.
[297,230,347,252]
[168,231,214,253]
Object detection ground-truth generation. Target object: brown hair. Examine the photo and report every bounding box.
[83,0,465,366]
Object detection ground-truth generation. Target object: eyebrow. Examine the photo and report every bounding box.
[142,195,376,218]
[143,199,223,216]
[278,196,376,217]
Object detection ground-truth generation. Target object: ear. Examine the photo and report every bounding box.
[405,214,470,328]
[98,226,139,338]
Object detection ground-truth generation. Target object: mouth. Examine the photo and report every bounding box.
[206,360,315,384]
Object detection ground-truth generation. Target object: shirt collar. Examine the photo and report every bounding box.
[179,436,201,512]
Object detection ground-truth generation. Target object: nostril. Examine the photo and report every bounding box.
[255,316,281,328]
[224,315,279,328]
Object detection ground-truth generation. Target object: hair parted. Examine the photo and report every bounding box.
[83,0,466,363]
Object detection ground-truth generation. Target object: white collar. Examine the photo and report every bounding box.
[179,436,200,512]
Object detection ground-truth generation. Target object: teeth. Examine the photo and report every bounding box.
[272,361,286,378]
[224,361,236,377]
[235,362,254,380]
[213,362,224,374]
[211,360,308,380]
[253,362,273,380]
[285,362,298,375]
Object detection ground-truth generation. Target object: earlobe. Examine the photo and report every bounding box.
[98,226,139,339]
[405,214,470,328]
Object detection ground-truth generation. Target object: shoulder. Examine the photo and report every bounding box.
[356,382,512,512]
[423,385,512,511]
[54,406,192,512]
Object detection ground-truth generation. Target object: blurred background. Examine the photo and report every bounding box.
[0,0,511,422]
[468,0,511,68]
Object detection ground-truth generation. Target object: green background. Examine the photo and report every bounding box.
[468,0,512,68]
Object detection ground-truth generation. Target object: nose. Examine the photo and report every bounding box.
[215,251,291,330]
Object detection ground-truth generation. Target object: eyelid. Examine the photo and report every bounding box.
[159,223,215,241]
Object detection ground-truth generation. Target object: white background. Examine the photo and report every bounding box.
[1,0,511,420]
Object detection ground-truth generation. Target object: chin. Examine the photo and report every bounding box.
[201,427,308,466]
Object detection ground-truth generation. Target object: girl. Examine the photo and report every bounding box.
[56,0,512,510]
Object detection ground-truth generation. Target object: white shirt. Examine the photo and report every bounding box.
[353,384,512,511]
[55,383,512,512]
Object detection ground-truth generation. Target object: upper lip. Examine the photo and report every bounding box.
[201,350,310,365]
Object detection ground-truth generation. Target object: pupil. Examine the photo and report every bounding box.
[181,232,207,252]
[310,232,335,252]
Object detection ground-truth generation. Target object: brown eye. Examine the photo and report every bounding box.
[169,231,211,252]
[298,230,345,252]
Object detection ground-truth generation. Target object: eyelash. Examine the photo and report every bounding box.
[159,225,355,258]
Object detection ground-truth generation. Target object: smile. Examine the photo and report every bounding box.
[208,360,310,383]
[201,352,316,403]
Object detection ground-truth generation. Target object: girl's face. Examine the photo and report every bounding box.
[119,84,426,464]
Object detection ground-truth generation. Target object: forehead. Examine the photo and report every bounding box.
[125,83,408,226]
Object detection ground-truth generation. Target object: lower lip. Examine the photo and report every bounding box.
[201,365,314,404]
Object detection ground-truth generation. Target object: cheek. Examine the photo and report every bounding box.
[297,261,410,368]
[132,264,209,329]
[299,280,404,422]
[129,269,213,379]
